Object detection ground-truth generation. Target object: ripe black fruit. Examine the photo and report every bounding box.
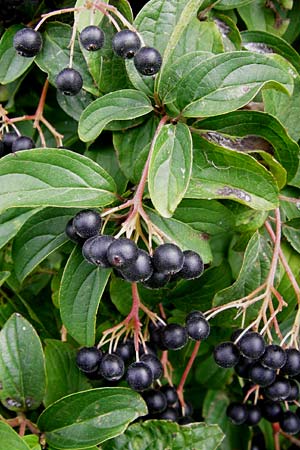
[73,209,102,239]
[79,25,105,51]
[177,250,204,280]
[12,136,35,152]
[76,347,102,373]
[148,321,166,349]
[238,331,265,360]
[142,389,167,414]
[65,218,85,244]
[99,353,125,381]
[245,404,262,426]
[121,249,153,282]
[107,238,138,269]
[112,29,141,58]
[140,354,163,380]
[153,243,184,275]
[226,402,248,425]
[281,348,300,377]
[186,311,204,322]
[280,411,300,435]
[260,344,287,370]
[234,356,253,379]
[160,385,178,406]
[261,400,283,422]
[2,132,18,154]
[134,46,162,76]
[82,235,114,267]
[160,323,188,350]
[213,342,240,368]
[126,361,153,391]
[55,68,83,95]
[186,315,210,341]
[249,363,276,387]
[13,28,42,57]
[115,340,134,362]
[264,377,291,401]
[142,270,170,289]
[286,379,299,402]
[157,407,178,421]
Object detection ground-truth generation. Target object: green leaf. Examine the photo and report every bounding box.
[214,0,254,9]
[0,271,10,287]
[113,116,159,184]
[37,387,147,449]
[35,22,98,95]
[0,422,31,450]
[103,419,224,450]
[238,0,289,36]
[174,52,293,117]
[186,134,279,210]
[44,339,91,407]
[282,218,300,254]
[0,25,34,84]
[12,208,80,282]
[195,353,234,389]
[75,0,106,32]
[196,110,299,182]
[0,207,38,250]
[0,313,46,411]
[22,435,41,450]
[0,149,116,212]
[78,89,152,142]
[145,207,212,263]
[149,123,192,217]
[59,246,111,346]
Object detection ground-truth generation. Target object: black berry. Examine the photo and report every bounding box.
[157,407,178,421]
[160,323,188,350]
[148,321,166,349]
[2,132,18,154]
[142,389,167,414]
[281,348,300,377]
[142,270,170,289]
[134,46,162,76]
[249,363,276,387]
[12,136,35,152]
[213,342,240,368]
[178,416,194,425]
[140,354,163,380]
[186,315,210,341]
[280,411,300,435]
[76,346,102,373]
[286,378,299,402]
[160,385,178,406]
[186,311,205,322]
[121,249,153,282]
[65,218,85,245]
[56,68,83,96]
[126,361,153,391]
[177,250,204,280]
[112,30,141,58]
[107,238,138,269]
[115,340,134,362]
[245,404,262,426]
[260,344,287,370]
[261,400,283,422]
[226,402,248,425]
[13,28,42,57]
[264,377,291,402]
[82,235,114,267]
[73,209,102,239]
[153,243,184,275]
[238,332,265,360]
[234,356,253,379]
[79,25,105,51]
[99,353,125,381]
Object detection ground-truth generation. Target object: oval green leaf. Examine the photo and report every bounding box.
[0,207,39,251]
[0,422,31,450]
[37,387,147,449]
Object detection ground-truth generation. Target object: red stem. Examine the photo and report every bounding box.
[126,283,142,358]
[177,341,201,408]
[272,423,281,450]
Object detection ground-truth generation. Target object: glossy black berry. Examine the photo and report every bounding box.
[140,354,163,380]
[261,400,283,422]
[160,385,178,406]
[99,353,125,381]
[139,341,157,357]
[177,250,204,280]
[73,209,102,239]
[134,46,162,76]
[126,361,153,391]
[160,323,188,350]
[213,342,240,368]
[13,28,42,57]
[2,132,18,154]
[79,25,105,51]
[115,340,134,362]
[245,404,262,426]
[112,29,141,58]
[280,411,300,435]
[56,68,83,95]
[226,402,248,425]
[281,348,300,377]
[76,346,102,373]
[142,389,167,414]
[250,432,266,450]
[260,344,286,370]
[65,218,85,245]
[186,311,205,322]
[231,328,248,342]
[121,249,153,282]
[234,356,253,379]
[157,407,178,421]
[238,332,265,360]
[286,379,299,402]
[142,270,170,289]
[148,321,166,349]
[107,238,138,269]
[249,363,276,387]
[178,416,194,425]
[264,377,291,401]
[153,243,184,275]
[186,315,210,341]
[11,136,35,152]
[82,235,114,267]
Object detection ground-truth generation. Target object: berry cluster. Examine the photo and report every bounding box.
[13,25,162,96]
[0,131,35,156]
[65,209,204,288]
[214,329,300,435]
